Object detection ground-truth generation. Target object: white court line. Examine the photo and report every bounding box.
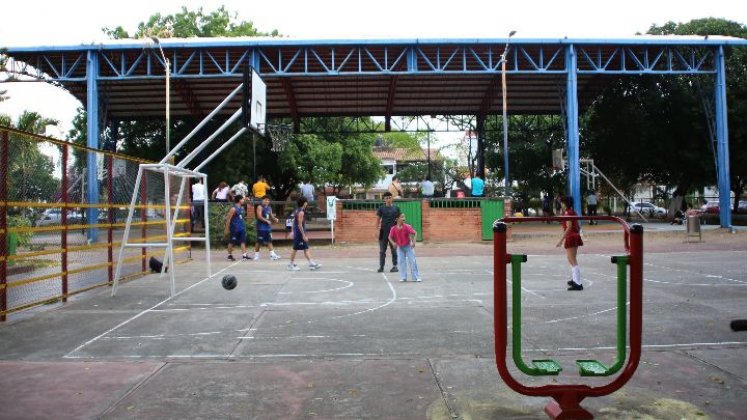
[278,278,354,294]
[336,272,397,318]
[644,278,747,286]
[63,261,240,358]
[541,304,622,324]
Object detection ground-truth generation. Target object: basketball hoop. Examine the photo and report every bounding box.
[266,123,294,152]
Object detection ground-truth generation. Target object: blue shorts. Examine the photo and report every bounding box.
[229,229,246,246]
[292,235,309,251]
[257,230,273,244]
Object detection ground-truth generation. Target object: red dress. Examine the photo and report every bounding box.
[562,209,584,249]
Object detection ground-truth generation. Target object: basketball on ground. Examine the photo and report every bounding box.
[222,274,237,290]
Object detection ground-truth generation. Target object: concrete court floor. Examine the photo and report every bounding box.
[0,225,746,419]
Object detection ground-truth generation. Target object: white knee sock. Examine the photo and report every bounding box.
[572,265,581,284]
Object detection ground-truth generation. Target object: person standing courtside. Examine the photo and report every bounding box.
[231,179,249,201]
[420,176,435,198]
[471,175,484,197]
[191,178,206,229]
[252,175,271,201]
[212,181,230,202]
[586,190,598,225]
[388,175,404,198]
[376,192,401,273]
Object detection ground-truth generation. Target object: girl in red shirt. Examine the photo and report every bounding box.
[388,213,421,282]
[556,196,584,290]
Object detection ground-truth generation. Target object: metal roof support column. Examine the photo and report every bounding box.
[476,116,485,179]
[86,50,100,243]
[714,46,732,228]
[565,45,581,215]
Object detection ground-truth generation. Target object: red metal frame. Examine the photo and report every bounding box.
[107,155,114,283]
[61,145,69,302]
[493,216,643,419]
[141,175,147,273]
[0,130,8,321]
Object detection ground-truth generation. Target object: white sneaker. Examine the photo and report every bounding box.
[415,278,422,282]
[253,254,260,261]
[287,263,300,271]
[309,262,321,270]
[270,254,281,260]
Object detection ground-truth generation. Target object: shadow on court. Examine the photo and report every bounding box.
[1,227,746,419]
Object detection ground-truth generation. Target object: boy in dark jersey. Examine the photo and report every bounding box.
[224,195,250,261]
[254,196,281,260]
[288,197,321,271]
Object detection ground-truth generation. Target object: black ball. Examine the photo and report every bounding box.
[221,274,237,290]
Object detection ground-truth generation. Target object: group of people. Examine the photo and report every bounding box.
[213,173,584,291]
[218,176,321,272]
[386,174,484,199]
[210,176,272,203]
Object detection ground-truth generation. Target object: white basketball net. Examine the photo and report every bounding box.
[266,123,294,152]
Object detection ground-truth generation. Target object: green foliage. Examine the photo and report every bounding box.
[8,215,33,247]
[207,202,256,247]
[484,115,566,200]
[103,6,279,39]
[584,18,747,209]
[0,112,59,208]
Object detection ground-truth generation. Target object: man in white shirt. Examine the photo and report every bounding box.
[231,180,249,200]
[420,176,435,197]
[300,179,316,207]
[191,179,206,228]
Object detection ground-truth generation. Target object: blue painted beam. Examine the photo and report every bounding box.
[714,46,732,228]
[86,51,100,243]
[565,45,581,215]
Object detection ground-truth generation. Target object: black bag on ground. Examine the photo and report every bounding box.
[149,256,168,273]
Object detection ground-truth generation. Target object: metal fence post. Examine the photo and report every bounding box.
[0,130,8,321]
[61,144,69,302]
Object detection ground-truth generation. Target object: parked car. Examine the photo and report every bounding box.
[738,200,747,214]
[36,209,84,226]
[700,201,720,214]
[626,201,666,217]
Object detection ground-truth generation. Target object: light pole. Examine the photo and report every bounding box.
[150,36,170,155]
[501,30,516,195]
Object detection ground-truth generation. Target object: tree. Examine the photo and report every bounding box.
[581,18,747,215]
[102,6,278,39]
[0,112,59,214]
[483,115,566,201]
[647,18,747,211]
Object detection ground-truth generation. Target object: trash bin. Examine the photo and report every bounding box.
[6,232,18,267]
[685,215,701,242]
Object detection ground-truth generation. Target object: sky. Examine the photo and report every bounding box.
[1,0,746,140]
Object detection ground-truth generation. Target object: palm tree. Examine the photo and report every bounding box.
[1,111,59,217]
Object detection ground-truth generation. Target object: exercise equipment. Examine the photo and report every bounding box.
[493,215,643,419]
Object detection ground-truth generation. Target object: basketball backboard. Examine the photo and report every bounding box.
[242,65,266,135]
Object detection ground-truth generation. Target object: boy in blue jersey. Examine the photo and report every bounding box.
[224,195,250,261]
[254,196,281,260]
[288,197,321,271]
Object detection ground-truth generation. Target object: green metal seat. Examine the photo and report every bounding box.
[530,359,562,375]
[576,359,611,376]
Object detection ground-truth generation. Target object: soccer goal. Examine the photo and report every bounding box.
[112,65,267,296]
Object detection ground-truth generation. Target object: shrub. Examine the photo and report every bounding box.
[8,215,33,247]
[207,202,256,247]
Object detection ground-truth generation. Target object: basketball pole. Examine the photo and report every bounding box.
[501,30,516,195]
